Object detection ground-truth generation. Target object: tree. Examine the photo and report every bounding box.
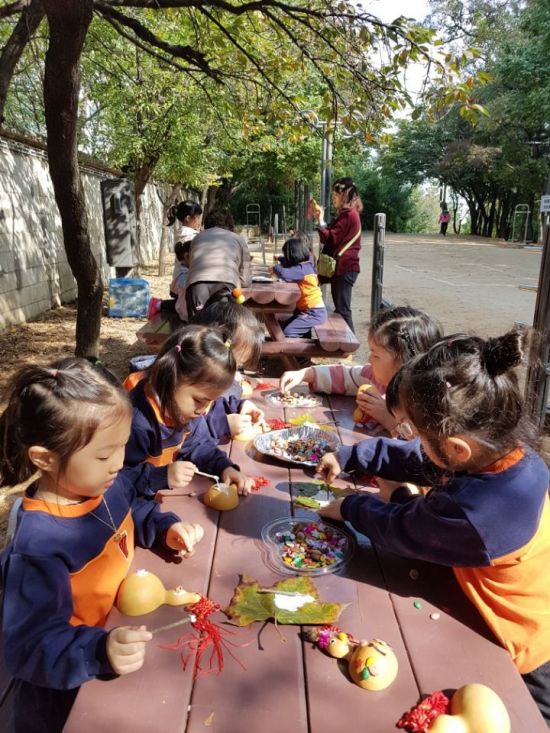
[0,0,477,356]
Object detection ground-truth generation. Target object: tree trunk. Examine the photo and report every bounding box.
[157,183,181,276]
[0,0,45,124]
[43,0,99,357]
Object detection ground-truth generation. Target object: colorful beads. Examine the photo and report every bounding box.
[270,391,322,408]
[269,435,333,463]
[273,521,348,570]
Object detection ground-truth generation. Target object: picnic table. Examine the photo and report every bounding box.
[60,381,547,733]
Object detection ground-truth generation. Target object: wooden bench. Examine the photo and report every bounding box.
[135,313,184,351]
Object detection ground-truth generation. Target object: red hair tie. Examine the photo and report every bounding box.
[174,344,181,353]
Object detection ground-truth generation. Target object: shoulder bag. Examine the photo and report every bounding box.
[317,229,361,279]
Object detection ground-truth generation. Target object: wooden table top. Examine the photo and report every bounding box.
[242,279,301,311]
[64,381,547,733]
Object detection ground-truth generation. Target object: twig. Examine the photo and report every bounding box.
[150,614,196,636]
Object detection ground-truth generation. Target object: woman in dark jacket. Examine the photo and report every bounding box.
[315,177,363,333]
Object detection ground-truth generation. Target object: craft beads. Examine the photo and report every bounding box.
[270,391,322,408]
[273,521,348,570]
[268,434,333,463]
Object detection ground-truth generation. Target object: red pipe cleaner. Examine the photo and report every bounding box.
[251,476,270,492]
[396,690,451,733]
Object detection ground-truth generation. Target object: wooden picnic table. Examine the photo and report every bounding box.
[63,381,547,733]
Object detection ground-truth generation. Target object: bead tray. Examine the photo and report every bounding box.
[261,518,355,576]
[253,426,340,467]
[263,389,324,408]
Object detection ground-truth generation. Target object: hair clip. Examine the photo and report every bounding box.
[447,339,454,348]
[174,344,181,353]
[224,339,232,350]
[50,369,58,379]
[445,381,452,389]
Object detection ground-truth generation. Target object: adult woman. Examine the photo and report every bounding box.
[185,209,252,318]
[314,177,363,333]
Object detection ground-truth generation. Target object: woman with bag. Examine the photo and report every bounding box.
[313,177,363,334]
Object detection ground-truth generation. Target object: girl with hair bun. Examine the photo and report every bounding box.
[318,329,550,722]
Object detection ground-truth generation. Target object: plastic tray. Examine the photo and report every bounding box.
[261,517,354,576]
[253,425,340,467]
[264,389,323,408]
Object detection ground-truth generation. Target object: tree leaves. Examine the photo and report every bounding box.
[225,574,349,627]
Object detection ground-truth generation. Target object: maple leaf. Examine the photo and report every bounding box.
[224,575,349,627]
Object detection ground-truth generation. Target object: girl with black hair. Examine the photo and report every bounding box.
[272,234,327,338]
[317,329,550,722]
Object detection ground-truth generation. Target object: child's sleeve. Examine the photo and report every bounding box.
[125,481,181,549]
[239,238,253,287]
[204,397,244,442]
[1,553,113,689]
[123,417,169,495]
[178,415,238,476]
[272,263,306,283]
[338,436,438,484]
[311,363,379,396]
[339,487,489,566]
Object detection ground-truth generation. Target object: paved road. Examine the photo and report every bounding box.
[346,232,542,362]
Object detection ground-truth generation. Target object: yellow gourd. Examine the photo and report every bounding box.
[233,421,265,442]
[348,638,398,690]
[203,482,239,511]
[326,632,351,659]
[116,569,201,616]
[353,384,376,423]
[429,684,510,733]
[240,378,254,398]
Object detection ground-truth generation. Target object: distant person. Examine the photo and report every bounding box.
[185,209,252,319]
[148,240,191,320]
[439,207,450,236]
[312,177,363,334]
[168,200,203,245]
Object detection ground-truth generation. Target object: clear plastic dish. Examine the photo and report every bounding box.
[261,517,355,576]
[253,426,340,467]
[264,389,323,408]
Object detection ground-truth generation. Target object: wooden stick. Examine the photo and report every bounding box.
[150,614,196,636]
[257,588,307,596]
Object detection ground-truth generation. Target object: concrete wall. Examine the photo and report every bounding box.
[0,134,165,330]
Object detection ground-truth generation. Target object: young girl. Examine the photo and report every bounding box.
[0,358,203,733]
[191,289,266,441]
[317,330,550,722]
[123,325,254,496]
[280,306,443,433]
[272,234,327,338]
[168,199,203,245]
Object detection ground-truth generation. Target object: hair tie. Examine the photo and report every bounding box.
[174,344,181,353]
[50,369,58,379]
[224,339,232,350]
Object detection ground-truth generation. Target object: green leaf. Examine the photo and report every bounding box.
[225,575,349,627]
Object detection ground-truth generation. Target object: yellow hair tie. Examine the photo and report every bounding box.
[224,339,232,350]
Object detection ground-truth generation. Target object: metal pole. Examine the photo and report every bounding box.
[323,126,334,219]
[371,213,386,318]
[320,135,328,211]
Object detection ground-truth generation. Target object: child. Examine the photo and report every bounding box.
[191,289,266,441]
[272,234,327,338]
[280,306,443,433]
[317,330,550,722]
[123,324,254,496]
[148,240,192,320]
[0,358,203,733]
[168,199,203,245]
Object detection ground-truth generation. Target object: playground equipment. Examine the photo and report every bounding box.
[511,204,532,245]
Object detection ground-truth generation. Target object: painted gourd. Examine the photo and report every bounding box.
[240,378,254,398]
[348,638,398,690]
[203,482,239,511]
[429,684,510,733]
[353,384,375,423]
[234,421,265,442]
[326,632,351,659]
[116,569,201,616]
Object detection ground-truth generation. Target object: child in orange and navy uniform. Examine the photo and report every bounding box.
[0,358,202,733]
[273,233,326,338]
[318,330,550,723]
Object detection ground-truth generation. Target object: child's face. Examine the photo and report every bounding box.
[187,214,202,231]
[368,337,401,387]
[49,413,131,501]
[174,381,226,421]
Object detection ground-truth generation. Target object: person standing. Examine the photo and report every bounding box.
[314,177,363,334]
[439,206,450,236]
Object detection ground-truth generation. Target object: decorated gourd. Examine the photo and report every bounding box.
[348,638,398,691]
[326,631,352,659]
[429,684,510,733]
[353,384,377,423]
[240,378,254,398]
[234,421,265,442]
[116,569,201,616]
[204,482,239,511]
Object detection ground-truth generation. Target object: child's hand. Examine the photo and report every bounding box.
[222,467,254,495]
[165,521,204,555]
[356,391,396,431]
[167,461,197,490]
[227,413,251,437]
[317,452,342,484]
[107,625,152,675]
[279,367,314,393]
[317,498,344,521]
[240,400,265,424]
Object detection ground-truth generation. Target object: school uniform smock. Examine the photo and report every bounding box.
[338,437,550,674]
[0,475,180,690]
[205,394,244,443]
[124,377,237,497]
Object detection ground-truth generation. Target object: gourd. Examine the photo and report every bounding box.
[348,638,398,690]
[233,421,265,442]
[326,632,351,659]
[353,384,377,423]
[240,378,254,398]
[203,482,239,511]
[116,569,201,616]
[429,684,510,733]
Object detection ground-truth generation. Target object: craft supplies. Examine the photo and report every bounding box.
[254,426,340,467]
[262,518,354,576]
[265,390,323,408]
[116,570,201,616]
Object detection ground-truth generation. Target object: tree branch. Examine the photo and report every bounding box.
[0,0,28,19]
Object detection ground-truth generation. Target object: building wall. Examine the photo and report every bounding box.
[0,134,165,330]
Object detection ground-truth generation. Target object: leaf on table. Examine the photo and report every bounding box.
[292,480,348,499]
[224,574,349,627]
